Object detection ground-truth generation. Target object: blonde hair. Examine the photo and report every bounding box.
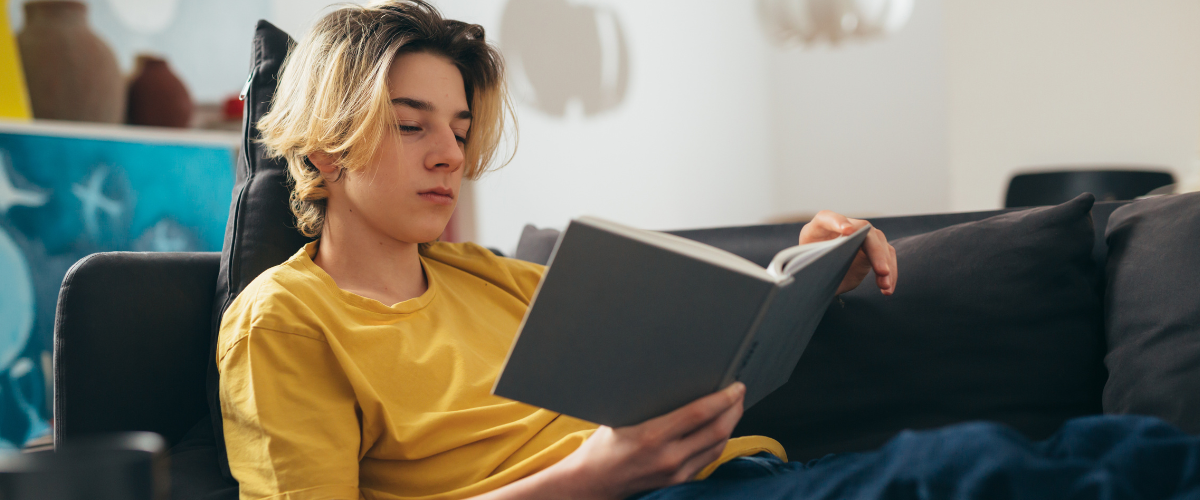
[257,0,513,237]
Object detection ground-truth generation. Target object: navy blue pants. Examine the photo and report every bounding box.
[634,415,1200,500]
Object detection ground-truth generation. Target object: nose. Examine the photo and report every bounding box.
[427,125,464,173]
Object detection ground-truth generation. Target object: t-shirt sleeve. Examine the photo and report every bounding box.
[219,327,363,500]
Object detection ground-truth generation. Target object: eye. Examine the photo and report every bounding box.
[455,134,467,145]
[398,125,422,134]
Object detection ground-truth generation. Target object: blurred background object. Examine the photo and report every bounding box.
[126,54,193,128]
[0,120,236,450]
[500,0,628,117]
[1005,169,1176,208]
[17,1,124,123]
[0,0,31,119]
[758,0,914,46]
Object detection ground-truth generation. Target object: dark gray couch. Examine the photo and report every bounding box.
[53,191,1200,499]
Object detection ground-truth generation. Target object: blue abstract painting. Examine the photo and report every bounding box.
[0,122,234,448]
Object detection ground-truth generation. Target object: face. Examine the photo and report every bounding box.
[317,51,471,244]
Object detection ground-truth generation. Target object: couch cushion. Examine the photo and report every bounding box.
[1102,191,1200,433]
[207,20,303,479]
[514,224,561,264]
[733,194,1107,460]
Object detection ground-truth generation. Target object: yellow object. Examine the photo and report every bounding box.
[219,241,785,500]
[0,0,31,119]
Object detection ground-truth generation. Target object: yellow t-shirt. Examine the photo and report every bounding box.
[218,241,785,500]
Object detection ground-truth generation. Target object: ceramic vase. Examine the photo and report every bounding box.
[126,55,193,128]
[17,1,125,123]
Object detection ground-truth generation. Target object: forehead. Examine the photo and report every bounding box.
[387,51,468,110]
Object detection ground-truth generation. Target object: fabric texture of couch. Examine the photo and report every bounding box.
[1102,190,1200,433]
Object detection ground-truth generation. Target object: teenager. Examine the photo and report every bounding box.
[217,2,897,499]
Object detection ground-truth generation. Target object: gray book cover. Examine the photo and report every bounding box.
[493,218,868,427]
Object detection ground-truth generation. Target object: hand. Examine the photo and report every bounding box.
[548,383,746,500]
[799,210,897,296]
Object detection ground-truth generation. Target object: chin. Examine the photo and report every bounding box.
[407,223,452,244]
[385,211,452,244]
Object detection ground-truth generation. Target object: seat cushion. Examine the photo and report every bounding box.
[207,20,303,479]
[734,194,1108,460]
[1102,191,1200,433]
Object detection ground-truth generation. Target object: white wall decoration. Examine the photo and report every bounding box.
[759,0,913,46]
[499,0,628,117]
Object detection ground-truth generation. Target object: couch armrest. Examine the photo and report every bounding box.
[54,252,219,449]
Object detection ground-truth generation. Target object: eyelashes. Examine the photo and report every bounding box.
[398,125,467,144]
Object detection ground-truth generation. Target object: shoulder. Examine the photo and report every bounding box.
[421,241,546,302]
[218,248,333,355]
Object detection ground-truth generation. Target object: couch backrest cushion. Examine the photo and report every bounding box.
[1103,191,1200,433]
[516,202,1128,284]
[208,20,303,478]
[731,194,1107,459]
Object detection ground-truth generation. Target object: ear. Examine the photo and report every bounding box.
[307,151,341,177]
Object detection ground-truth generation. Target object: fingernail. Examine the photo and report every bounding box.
[731,382,746,395]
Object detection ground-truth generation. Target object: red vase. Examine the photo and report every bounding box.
[126,55,194,128]
[17,1,125,123]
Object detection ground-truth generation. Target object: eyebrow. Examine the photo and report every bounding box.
[391,97,472,120]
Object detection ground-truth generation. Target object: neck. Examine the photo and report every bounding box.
[313,200,428,306]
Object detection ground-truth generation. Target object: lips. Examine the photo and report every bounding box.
[419,186,455,205]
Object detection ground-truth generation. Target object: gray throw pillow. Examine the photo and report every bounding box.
[1103,191,1200,433]
[514,224,561,265]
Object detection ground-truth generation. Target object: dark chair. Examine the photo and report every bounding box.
[1,432,169,500]
[52,252,236,500]
[1005,170,1174,208]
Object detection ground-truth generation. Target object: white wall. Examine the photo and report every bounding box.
[768,0,950,220]
[944,0,1200,211]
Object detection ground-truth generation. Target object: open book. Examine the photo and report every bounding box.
[493,216,871,427]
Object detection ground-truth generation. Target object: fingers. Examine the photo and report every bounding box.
[861,227,896,295]
[667,388,743,484]
[673,438,730,484]
[877,244,897,294]
[648,382,744,441]
[800,211,869,244]
[676,390,742,456]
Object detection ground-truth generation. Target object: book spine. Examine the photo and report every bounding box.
[719,285,781,387]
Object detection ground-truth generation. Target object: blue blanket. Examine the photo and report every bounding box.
[638,415,1200,499]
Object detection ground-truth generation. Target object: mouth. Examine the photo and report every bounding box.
[418,187,455,205]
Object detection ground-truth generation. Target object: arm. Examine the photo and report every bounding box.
[468,383,747,500]
[800,210,898,295]
[219,327,363,500]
